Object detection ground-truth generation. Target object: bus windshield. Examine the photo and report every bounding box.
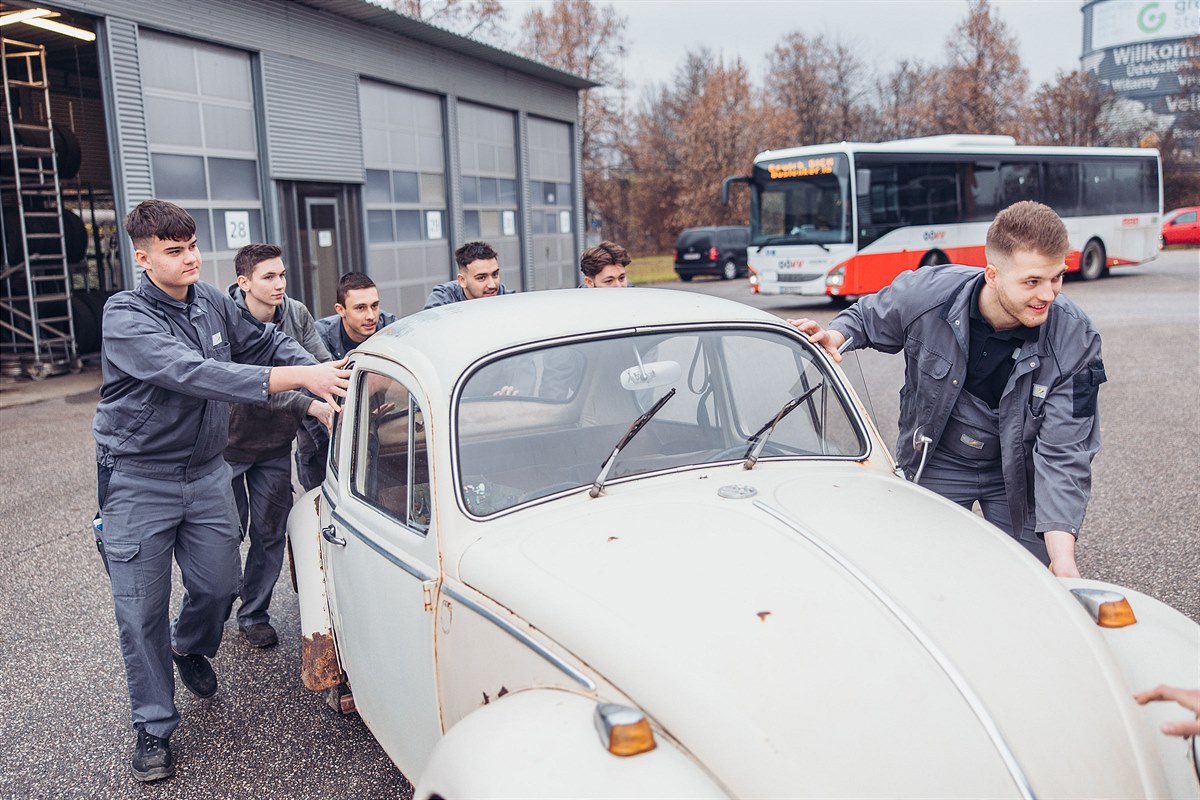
[752,153,851,246]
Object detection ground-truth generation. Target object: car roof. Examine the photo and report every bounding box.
[355,287,787,390]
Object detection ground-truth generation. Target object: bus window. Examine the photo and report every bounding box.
[962,161,1001,221]
[855,158,958,248]
[1043,161,1080,217]
[752,154,851,245]
[1082,160,1117,215]
[1113,159,1158,213]
[1000,162,1039,206]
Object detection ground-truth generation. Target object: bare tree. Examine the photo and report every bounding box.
[1027,70,1117,146]
[936,0,1028,136]
[516,0,629,242]
[627,52,766,253]
[763,33,871,146]
[393,0,505,41]
[870,59,943,141]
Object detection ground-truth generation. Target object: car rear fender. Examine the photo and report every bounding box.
[414,688,728,800]
[287,487,343,692]
[1061,577,1200,800]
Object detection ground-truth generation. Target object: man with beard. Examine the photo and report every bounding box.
[790,201,1105,578]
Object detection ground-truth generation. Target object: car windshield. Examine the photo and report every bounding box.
[455,326,868,516]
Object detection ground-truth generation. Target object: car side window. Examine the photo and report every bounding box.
[1176,211,1196,225]
[351,370,430,533]
[329,411,343,478]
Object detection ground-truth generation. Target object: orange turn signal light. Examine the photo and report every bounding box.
[1095,597,1137,628]
[594,703,657,756]
[1070,588,1137,628]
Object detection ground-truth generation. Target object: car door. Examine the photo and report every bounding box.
[321,356,441,777]
[1172,210,1198,244]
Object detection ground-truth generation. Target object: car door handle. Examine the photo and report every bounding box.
[321,524,346,547]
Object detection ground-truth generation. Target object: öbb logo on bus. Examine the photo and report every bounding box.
[923,230,946,242]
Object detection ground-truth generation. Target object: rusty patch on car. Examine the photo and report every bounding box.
[757,611,772,621]
[301,631,342,691]
[607,536,619,542]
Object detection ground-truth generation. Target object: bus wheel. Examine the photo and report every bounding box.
[1079,240,1107,281]
[829,295,856,308]
[919,250,948,268]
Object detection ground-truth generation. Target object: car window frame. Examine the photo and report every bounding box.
[348,366,432,536]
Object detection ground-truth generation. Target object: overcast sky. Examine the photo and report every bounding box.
[505,0,1085,96]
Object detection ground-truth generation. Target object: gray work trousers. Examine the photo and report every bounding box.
[228,455,292,628]
[920,447,1049,565]
[100,463,241,739]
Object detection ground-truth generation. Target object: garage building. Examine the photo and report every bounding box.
[1,0,593,377]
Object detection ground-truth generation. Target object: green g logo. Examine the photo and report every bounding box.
[1137,2,1166,33]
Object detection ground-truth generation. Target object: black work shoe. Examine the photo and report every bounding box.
[171,650,217,699]
[240,622,278,648]
[131,728,175,782]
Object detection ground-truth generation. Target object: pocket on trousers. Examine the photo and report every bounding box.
[104,540,144,598]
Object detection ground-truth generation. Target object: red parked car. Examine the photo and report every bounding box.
[1160,207,1200,247]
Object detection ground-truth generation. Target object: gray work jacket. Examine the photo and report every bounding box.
[831,265,1106,538]
[224,285,332,463]
[422,280,511,309]
[93,276,316,481]
[315,311,398,361]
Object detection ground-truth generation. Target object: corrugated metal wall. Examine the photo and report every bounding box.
[260,53,362,183]
[98,18,150,209]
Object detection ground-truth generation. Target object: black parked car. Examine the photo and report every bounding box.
[673,225,750,281]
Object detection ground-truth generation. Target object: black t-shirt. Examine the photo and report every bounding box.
[965,282,1038,409]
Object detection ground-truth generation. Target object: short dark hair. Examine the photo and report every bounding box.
[986,201,1070,262]
[336,272,377,306]
[234,243,283,278]
[580,241,631,278]
[454,241,498,271]
[124,199,196,249]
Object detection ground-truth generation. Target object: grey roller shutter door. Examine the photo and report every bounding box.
[261,53,362,183]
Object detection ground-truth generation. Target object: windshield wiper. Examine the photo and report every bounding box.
[742,383,823,470]
[590,388,676,498]
[754,235,830,253]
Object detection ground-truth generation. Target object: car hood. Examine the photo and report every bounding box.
[457,465,1168,798]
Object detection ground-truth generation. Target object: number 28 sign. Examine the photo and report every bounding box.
[225,211,251,250]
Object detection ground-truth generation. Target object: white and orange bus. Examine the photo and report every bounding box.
[722,135,1162,300]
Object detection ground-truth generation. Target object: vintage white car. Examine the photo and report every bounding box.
[288,288,1199,799]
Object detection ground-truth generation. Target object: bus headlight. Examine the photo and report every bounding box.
[826,264,846,288]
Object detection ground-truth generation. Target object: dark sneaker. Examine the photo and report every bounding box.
[240,622,278,648]
[171,650,217,699]
[131,728,175,782]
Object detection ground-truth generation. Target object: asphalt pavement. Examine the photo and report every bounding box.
[0,247,1195,798]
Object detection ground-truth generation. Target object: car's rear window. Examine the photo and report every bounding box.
[676,230,712,250]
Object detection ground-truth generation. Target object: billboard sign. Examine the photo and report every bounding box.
[1089,0,1200,50]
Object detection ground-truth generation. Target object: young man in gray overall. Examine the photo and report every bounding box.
[93,201,350,782]
[422,240,512,308]
[225,243,333,648]
[792,201,1105,578]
